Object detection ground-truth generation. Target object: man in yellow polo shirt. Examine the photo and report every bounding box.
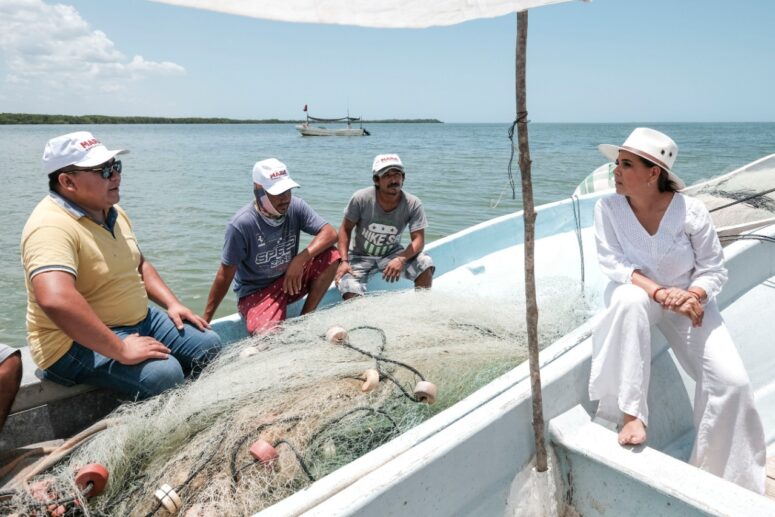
[21,131,223,400]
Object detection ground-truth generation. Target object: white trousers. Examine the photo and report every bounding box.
[589,282,766,494]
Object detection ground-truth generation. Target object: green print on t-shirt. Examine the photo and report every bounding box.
[360,221,399,256]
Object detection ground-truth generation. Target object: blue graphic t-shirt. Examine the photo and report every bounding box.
[344,187,427,257]
[222,196,327,298]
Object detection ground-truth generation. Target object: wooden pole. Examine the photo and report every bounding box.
[516,9,547,473]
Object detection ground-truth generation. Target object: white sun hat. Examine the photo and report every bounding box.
[372,154,405,176]
[598,127,684,189]
[42,131,128,175]
[252,158,300,195]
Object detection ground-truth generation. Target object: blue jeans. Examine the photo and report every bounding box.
[43,307,223,400]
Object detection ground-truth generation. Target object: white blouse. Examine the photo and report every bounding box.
[594,192,727,300]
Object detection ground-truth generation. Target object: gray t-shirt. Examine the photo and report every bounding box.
[222,197,327,298]
[344,187,427,257]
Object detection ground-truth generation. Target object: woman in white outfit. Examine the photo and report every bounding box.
[588,127,766,493]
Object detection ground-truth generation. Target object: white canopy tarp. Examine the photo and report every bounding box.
[151,0,577,28]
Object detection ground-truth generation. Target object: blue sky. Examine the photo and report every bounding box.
[0,0,773,122]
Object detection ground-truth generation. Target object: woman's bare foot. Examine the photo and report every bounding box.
[618,414,647,445]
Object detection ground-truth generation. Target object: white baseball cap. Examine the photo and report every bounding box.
[42,131,128,175]
[598,128,684,189]
[252,158,300,195]
[372,154,405,176]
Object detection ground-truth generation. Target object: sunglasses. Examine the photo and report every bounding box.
[66,160,122,179]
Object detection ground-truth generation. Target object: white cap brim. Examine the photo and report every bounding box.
[597,144,685,189]
[73,148,129,169]
[264,177,300,195]
[375,165,404,176]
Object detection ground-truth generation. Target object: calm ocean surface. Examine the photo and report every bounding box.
[1,122,773,347]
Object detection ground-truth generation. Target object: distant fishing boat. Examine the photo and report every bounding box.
[296,105,370,136]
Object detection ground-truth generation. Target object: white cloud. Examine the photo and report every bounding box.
[0,0,184,95]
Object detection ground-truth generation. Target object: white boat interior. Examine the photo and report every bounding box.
[4,188,775,515]
[256,198,775,516]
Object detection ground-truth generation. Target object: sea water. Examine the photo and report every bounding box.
[1,122,773,346]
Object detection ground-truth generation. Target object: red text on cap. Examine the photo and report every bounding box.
[80,138,100,149]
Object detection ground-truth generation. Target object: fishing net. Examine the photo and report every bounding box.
[685,154,775,234]
[2,282,591,516]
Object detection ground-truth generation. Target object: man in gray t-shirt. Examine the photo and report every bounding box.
[204,159,339,334]
[335,154,434,298]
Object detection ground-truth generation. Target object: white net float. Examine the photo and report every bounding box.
[360,369,380,392]
[239,346,259,359]
[414,381,437,404]
[154,484,182,514]
[321,439,337,458]
[325,326,348,345]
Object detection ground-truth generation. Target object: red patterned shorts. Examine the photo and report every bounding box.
[238,247,340,334]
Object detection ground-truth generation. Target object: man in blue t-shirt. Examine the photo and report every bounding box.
[204,159,339,334]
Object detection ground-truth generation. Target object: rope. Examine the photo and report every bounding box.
[8,418,118,490]
[230,417,302,484]
[708,186,775,213]
[490,182,513,209]
[719,233,775,244]
[339,326,426,381]
[233,408,398,486]
[178,424,229,489]
[273,441,315,482]
[348,325,387,357]
[2,480,92,516]
[448,322,500,338]
[379,370,422,402]
[506,116,526,201]
[307,407,399,452]
[144,423,228,517]
[571,195,586,294]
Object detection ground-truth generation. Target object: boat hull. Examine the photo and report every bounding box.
[296,125,367,136]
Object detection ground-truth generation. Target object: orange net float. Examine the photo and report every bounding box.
[413,381,437,404]
[74,463,109,497]
[249,439,279,467]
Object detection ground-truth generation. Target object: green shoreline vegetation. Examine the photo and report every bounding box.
[0,113,443,125]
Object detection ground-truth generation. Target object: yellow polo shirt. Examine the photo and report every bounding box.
[21,195,149,369]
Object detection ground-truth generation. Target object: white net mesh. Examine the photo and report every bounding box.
[4,282,591,516]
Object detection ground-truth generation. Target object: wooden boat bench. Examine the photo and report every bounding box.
[0,346,122,451]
